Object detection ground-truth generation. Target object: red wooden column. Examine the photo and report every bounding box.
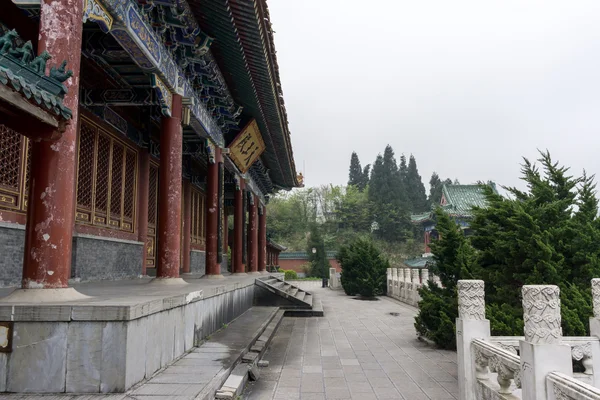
[22,0,84,289]
[223,208,229,255]
[156,94,183,279]
[232,179,245,274]
[137,148,150,275]
[182,179,192,274]
[258,205,267,273]
[247,194,258,273]
[205,146,222,276]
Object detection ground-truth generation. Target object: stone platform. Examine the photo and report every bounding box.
[0,274,260,394]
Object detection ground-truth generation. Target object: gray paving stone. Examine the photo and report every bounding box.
[243,282,458,400]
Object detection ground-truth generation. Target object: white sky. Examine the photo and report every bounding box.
[268,0,600,191]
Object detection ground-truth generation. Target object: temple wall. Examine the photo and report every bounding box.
[71,234,143,282]
[190,249,206,275]
[0,282,255,393]
[0,223,25,287]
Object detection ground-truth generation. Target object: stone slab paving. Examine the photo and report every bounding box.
[244,283,458,400]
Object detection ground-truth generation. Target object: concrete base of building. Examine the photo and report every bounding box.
[0,275,256,394]
[247,271,262,275]
[148,277,188,285]
[0,287,89,303]
[202,273,225,279]
[231,272,248,276]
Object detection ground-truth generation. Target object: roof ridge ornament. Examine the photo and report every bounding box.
[0,28,73,120]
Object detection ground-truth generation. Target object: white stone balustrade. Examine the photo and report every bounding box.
[386,267,424,307]
[456,280,600,400]
[422,269,429,286]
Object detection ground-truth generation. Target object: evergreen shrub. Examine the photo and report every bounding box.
[337,238,389,297]
[284,270,298,280]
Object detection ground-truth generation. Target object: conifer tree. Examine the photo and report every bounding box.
[359,164,371,191]
[414,209,476,349]
[348,152,363,187]
[368,146,411,242]
[470,151,600,337]
[406,155,428,212]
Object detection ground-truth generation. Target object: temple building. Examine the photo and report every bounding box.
[0,0,299,287]
[411,183,496,253]
[0,0,309,394]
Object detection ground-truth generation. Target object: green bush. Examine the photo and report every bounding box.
[284,270,298,280]
[337,238,389,297]
[414,209,475,350]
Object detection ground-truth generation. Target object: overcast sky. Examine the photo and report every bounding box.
[268,0,600,192]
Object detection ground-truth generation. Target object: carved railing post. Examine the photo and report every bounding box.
[520,285,572,400]
[392,268,398,298]
[456,280,490,400]
[422,269,430,286]
[588,279,600,387]
[386,268,392,295]
[403,268,411,300]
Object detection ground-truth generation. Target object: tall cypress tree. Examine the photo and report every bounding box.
[359,164,371,192]
[369,146,411,242]
[406,155,428,212]
[428,173,453,207]
[348,152,363,187]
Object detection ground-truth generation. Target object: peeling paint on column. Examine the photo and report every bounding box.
[21,0,84,289]
[156,95,183,278]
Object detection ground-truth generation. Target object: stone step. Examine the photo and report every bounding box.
[132,306,280,400]
[218,309,285,398]
[304,293,313,308]
[288,287,298,297]
[295,290,306,302]
[284,294,324,317]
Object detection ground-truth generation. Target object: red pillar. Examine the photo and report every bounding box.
[205,146,222,276]
[156,94,183,279]
[137,149,150,276]
[22,0,84,289]
[233,180,245,274]
[182,179,192,274]
[223,208,229,254]
[258,205,267,273]
[247,194,258,273]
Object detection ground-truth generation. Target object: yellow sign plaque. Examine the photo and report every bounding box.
[228,119,266,173]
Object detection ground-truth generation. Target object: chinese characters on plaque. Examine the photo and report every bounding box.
[228,119,266,173]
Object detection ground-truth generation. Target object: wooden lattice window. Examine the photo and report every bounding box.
[0,125,30,213]
[146,162,159,268]
[75,117,137,232]
[191,186,206,246]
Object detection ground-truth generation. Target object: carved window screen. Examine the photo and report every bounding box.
[146,162,159,268]
[191,186,206,246]
[75,117,137,232]
[0,125,30,213]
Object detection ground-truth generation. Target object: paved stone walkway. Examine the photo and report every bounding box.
[244,283,458,400]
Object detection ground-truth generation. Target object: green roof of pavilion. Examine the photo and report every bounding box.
[411,183,497,223]
[402,257,434,268]
[190,0,298,190]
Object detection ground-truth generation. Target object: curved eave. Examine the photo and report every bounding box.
[190,0,298,189]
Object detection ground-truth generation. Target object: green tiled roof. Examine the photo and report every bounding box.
[441,184,495,218]
[402,257,434,268]
[411,212,432,223]
[279,251,337,260]
[410,183,497,223]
